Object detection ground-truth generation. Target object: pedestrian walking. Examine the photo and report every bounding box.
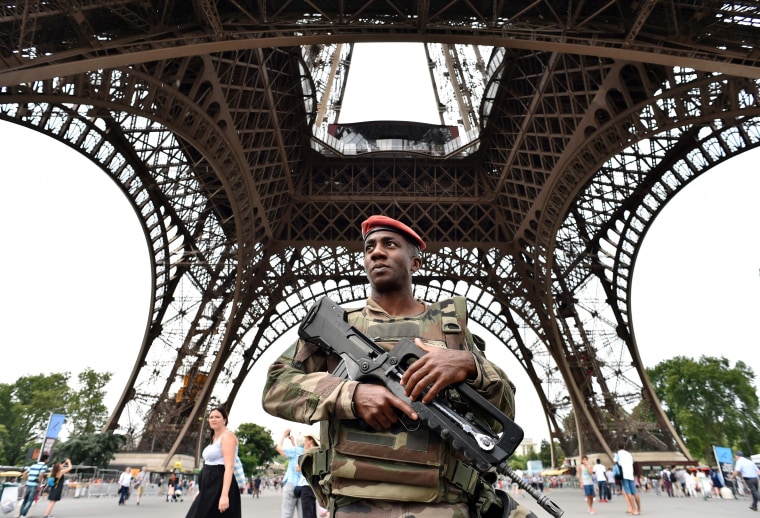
[118,467,133,505]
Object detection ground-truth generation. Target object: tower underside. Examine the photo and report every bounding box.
[1,1,758,466]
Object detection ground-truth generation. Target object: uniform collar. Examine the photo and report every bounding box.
[363,297,427,318]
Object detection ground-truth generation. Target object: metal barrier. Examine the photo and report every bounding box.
[60,482,161,499]
[78,482,118,498]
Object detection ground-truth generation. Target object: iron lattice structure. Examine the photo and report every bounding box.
[1,2,759,466]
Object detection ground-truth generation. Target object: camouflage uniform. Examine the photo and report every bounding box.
[263,297,536,518]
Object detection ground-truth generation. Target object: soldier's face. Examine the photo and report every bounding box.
[363,230,420,290]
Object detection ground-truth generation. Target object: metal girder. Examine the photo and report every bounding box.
[0,1,759,467]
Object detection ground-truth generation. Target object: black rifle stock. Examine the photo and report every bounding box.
[298,296,564,518]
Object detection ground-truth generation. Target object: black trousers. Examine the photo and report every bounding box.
[299,485,317,518]
[746,477,759,509]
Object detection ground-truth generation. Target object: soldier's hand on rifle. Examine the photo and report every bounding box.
[352,383,418,431]
[401,338,477,403]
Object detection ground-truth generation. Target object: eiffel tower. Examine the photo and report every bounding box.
[1,2,758,469]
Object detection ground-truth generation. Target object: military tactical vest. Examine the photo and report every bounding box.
[318,297,471,505]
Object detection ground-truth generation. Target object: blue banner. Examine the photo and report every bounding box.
[713,445,734,486]
[45,413,66,439]
[40,413,66,459]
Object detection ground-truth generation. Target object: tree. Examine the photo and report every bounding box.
[537,439,552,467]
[235,423,278,474]
[66,368,112,435]
[55,431,126,467]
[647,355,760,462]
[537,439,565,468]
[0,370,114,465]
[0,385,13,464]
[508,453,527,471]
[0,373,72,464]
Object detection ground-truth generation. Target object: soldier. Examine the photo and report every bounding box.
[263,215,535,518]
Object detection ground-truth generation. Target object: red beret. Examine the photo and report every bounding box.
[361,215,426,251]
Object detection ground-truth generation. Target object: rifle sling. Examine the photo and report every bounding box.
[445,459,480,495]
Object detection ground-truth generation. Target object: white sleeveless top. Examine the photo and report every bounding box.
[202,430,237,466]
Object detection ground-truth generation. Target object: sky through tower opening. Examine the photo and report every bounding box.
[340,42,440,124]
[311,42,494,158]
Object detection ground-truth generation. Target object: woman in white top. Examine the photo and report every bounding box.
[117,466,133,505]
[185,406,241,518]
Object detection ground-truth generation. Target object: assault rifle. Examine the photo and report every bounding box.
[298,296,564,518]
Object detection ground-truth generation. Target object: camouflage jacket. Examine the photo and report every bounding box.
[262,297,516,504]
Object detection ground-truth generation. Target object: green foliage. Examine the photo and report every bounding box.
[538,439,565,468]
[0,373,71,464]
[55,431,126,467]
[0,423,7,465]
[235,422,278,474]
[0,386,12,464]
[647,355,760,462]
[508,439,565,471]
[508,454,526,470]
[0,369,113,465]
[66,368,112,435]
[537,439,552,466]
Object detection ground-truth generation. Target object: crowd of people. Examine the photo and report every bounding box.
[114,467,199,505]
[7,216,759,518]
[572,449,757,515]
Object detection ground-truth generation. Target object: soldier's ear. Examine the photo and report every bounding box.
[411,255,422,272]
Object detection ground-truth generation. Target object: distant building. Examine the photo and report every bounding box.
[518,438,536,457]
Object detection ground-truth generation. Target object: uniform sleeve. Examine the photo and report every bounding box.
[462,328,517,420]
[262,339,358,423]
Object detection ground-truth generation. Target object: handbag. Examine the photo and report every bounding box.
[233,456,246,488]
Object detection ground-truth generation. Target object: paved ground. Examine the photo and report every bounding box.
[7,487,759,517]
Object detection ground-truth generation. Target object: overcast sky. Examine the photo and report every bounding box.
[1,43,758,447]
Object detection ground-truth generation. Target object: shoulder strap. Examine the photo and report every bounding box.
[221,429,238,447]
[344,306,364,327]
[439,296,468,350]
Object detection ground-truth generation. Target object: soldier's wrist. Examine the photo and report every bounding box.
[465,352,479,382]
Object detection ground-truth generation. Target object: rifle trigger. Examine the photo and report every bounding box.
[399,414,421,432]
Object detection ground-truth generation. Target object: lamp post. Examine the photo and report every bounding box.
[195,415,206,470]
